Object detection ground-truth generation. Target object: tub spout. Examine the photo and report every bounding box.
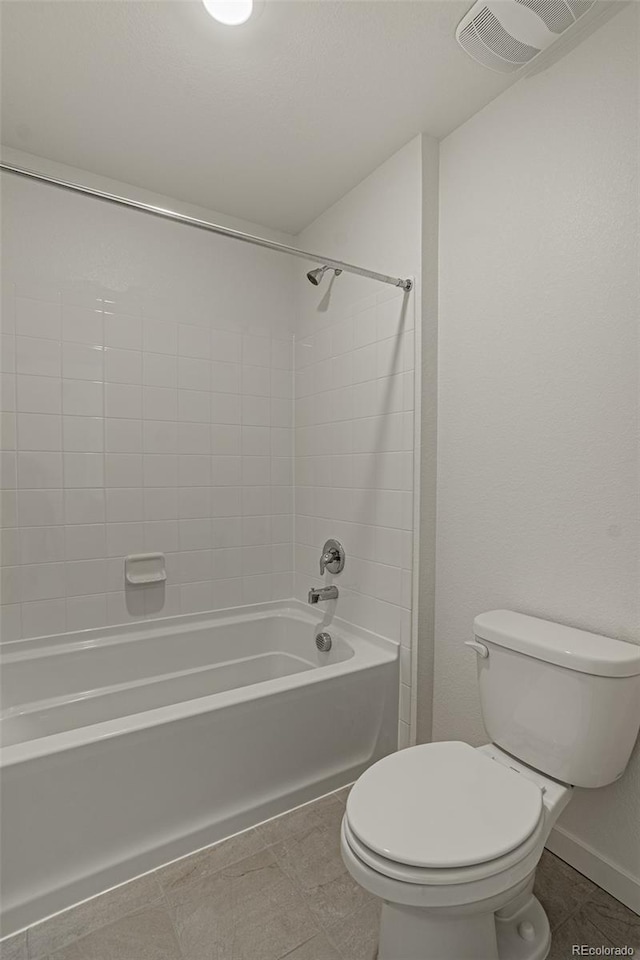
[308,585,339,604]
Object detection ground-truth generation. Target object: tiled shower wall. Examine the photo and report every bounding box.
[294,287,415,747]
[0,282,294,640]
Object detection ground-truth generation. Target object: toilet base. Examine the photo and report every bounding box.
[377,894,550,960]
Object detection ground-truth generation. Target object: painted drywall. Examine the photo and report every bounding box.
[294,134,438,746]
[0,150,296,638]
[435,1,639,892]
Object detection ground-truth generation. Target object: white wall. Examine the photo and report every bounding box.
[435,3,639,899]
[294,135,437,746]
[0,151,295,639]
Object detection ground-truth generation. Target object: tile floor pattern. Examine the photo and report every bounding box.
[1,786,638,960]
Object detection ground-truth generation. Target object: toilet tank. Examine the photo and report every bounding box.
[471,611,640,788]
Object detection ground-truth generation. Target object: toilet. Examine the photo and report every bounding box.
[341,610,640,960]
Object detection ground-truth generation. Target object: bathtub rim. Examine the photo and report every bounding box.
[0,599,398,768]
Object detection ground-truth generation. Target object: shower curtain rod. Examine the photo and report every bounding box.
[0,162,413,293]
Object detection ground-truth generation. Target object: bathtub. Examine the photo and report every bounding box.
[0,599,398,935]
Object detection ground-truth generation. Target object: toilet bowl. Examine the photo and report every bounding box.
[341,611,640,960]
[341,742,570,960]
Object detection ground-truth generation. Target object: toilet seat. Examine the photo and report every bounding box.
[346,741,544,870]
[342,814,547,887]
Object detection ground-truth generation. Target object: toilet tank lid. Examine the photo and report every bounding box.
[474,611,640,678]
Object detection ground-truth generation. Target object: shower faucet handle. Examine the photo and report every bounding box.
[319,539,345,576]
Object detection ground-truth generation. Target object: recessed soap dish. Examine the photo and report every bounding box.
[125,553,166,585]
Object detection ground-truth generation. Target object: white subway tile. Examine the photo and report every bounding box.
[62,379,103,417]
[63,416,103,453]
[65,488,105,525]
[65,523,106,561]
[1,565,21,603]
[105,382,142,419]
[242,544,271,576]
[104,347,141,384]
[211,577,243,609]
[104,312,142,350]
[180,580,213,614]
[105,453,142,487]
[22,598,66,638]
[107,590,145,625]
[242,485,270,516]
[242,515,271,546]
[18,451,63,488]
[62,305,103,345]
[242,395,269,427]
[241,457,270,486]
[64,452,104,487]
[178,486,211,519]
[242,574,272,604]
[63,342,104,381]
[143,454,178,487]
[178,421,210,455]
[105,419,142,454]
[143,385,178,421]
[143,319,178,355]
[179,549,212,583]
[0,527,19,566]
[0,603,22,641]
[178,324,210,359]
[16,374,61,413]
[241,425,270,457]
[210,392,241,424]
[0,336,15,373]
[211,547,242,580]
[16,337,61,377]
[66,593,108,631]
[106,488,143,523]
[144,520,179,553]
[106,521,144,558]
[242,335,270,367]
[210,487,240,518]
[211,329,241,363]
[20,525,65,564]
[211,517,242,548]
[211,360,241,394]
[21,562,65,602]
[242,365,270,397]
[210,424,239,456]
[271,339,292,370]
[179,518,212,551]
[179,455,210,486]
[178,389,209,423]
[18,413,62,451]
[1,373,16,412]
[144,420,178,454]
[144,487,179,521]
[16,298,61,340]
[18,489,63,526]
[143,352,177,388]
[178,356,210,392]
[65,559,107,597]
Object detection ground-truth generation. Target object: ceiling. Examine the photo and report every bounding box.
[1,0,516,233]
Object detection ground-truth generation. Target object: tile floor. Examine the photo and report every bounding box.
[1,786,638,960]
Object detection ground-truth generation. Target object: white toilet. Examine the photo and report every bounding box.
[341,610,640,960]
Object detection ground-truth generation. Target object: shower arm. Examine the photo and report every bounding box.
[0,162,413,293]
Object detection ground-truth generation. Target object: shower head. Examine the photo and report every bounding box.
[306,265,342,286]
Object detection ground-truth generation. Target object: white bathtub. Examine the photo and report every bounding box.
[0,600,398,935]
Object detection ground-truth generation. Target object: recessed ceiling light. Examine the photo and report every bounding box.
[202,0,253,26]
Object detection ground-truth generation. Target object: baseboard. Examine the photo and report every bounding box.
[546,825,640,915]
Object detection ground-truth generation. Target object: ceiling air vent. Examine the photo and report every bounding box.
[456,0,597,73]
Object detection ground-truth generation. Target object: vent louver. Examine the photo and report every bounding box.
[456,0,597,73]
